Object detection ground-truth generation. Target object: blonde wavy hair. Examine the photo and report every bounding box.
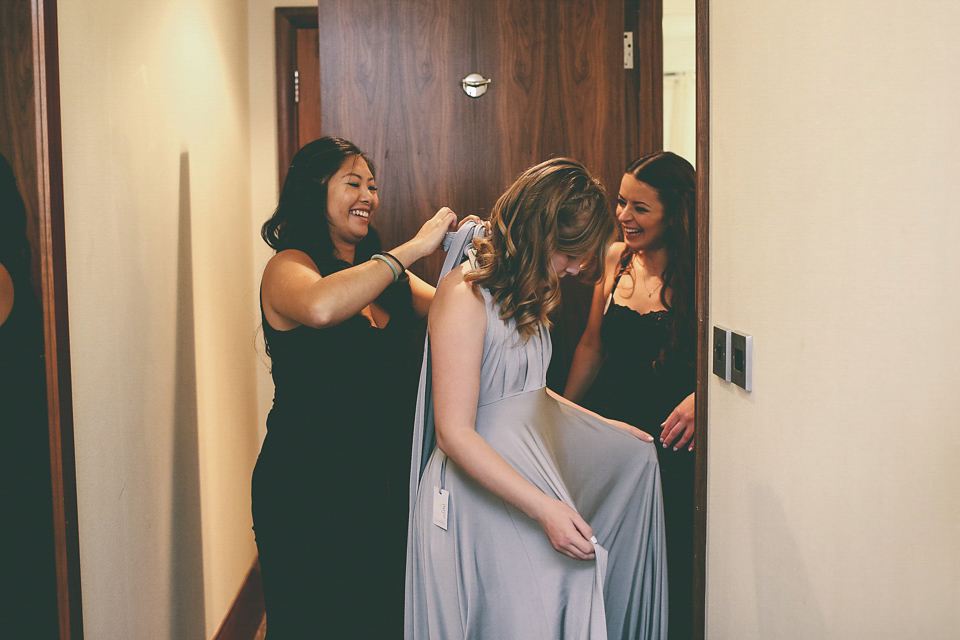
[465,158,615,339]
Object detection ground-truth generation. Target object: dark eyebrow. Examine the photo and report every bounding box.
[342,172,374,182]
[618,194,649,207]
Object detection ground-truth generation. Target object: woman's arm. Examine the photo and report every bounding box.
[563,243,623,402]
[263,207,456,330]
[430,265,597,560]
[408,271,434,319]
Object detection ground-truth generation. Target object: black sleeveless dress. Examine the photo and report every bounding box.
[580,264,696,640]
[252,255,420,638]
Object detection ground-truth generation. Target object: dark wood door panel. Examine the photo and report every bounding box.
[318,0,480,280]
[296,28,322,147]
[480,0,625,201]
[318,0,626,284]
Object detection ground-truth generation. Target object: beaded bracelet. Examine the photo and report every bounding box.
[371,253,400,282]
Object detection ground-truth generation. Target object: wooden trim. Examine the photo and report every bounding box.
[213,559,264,640]
[31,0,83,637]
[692,0,710,638]
[275,7,318,188]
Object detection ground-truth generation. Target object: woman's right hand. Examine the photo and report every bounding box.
[534,498,597,561]
[411,207,458,258]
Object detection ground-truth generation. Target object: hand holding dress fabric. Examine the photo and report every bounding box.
[534,497,597,560]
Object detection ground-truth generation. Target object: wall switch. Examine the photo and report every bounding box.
[712,326,731,381]
[730,332,753,391]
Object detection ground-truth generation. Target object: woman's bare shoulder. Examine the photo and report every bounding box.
[432,262,485,321]
[605,241,627,265]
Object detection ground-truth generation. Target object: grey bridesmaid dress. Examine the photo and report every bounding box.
[405,224,669,639]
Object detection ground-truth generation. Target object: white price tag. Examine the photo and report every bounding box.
[432,486,449,530]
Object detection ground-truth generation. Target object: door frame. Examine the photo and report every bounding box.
[275,6,319,188]
[31,0,84,637]
[693,0,710,636]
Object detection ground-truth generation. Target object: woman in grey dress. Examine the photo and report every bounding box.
[406,158,669,639]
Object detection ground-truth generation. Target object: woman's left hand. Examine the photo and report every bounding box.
[660,392,695,451]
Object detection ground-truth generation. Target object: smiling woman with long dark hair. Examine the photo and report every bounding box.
[565,151,697,639]
[253,137,457,638]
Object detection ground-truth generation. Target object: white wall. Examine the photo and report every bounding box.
[707,1,960,638]
[58,0,261,636]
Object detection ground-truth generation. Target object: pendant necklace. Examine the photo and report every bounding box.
[633,253,663,298]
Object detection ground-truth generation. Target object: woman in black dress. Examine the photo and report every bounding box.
[564,151,696,639]
[254,137,458,638]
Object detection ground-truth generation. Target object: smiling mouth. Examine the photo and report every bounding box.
[624,227,642,235]
[350,209,369,219]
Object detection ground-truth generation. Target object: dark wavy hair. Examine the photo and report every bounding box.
[625,151,696,367]
[466,158,616,339]
[261,136,381,264]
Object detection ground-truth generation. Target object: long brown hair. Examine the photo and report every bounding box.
[625,151,696,366]
[466,158,616,338]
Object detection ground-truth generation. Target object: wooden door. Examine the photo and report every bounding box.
[317,0,627,284]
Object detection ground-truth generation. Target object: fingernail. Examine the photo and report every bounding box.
[590,536,598,544]
[673,446,678,451]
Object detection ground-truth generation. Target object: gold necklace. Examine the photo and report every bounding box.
[632,253,663,298]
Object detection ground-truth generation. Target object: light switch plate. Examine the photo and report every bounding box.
[730,332,753,391]
[712,326,731,381]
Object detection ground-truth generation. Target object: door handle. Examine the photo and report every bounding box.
[461,73,492,98]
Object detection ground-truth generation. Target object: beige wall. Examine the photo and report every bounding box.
[707,1,960,637]
[58,0,261,636]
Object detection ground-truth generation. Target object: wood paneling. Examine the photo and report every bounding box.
[32,0,84,637]
[275,7,319,187]
[1,0,84,637]
[631,0,664,160]
[318,0,626,285]
[693,0,709,637]
[295,28,322,150]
